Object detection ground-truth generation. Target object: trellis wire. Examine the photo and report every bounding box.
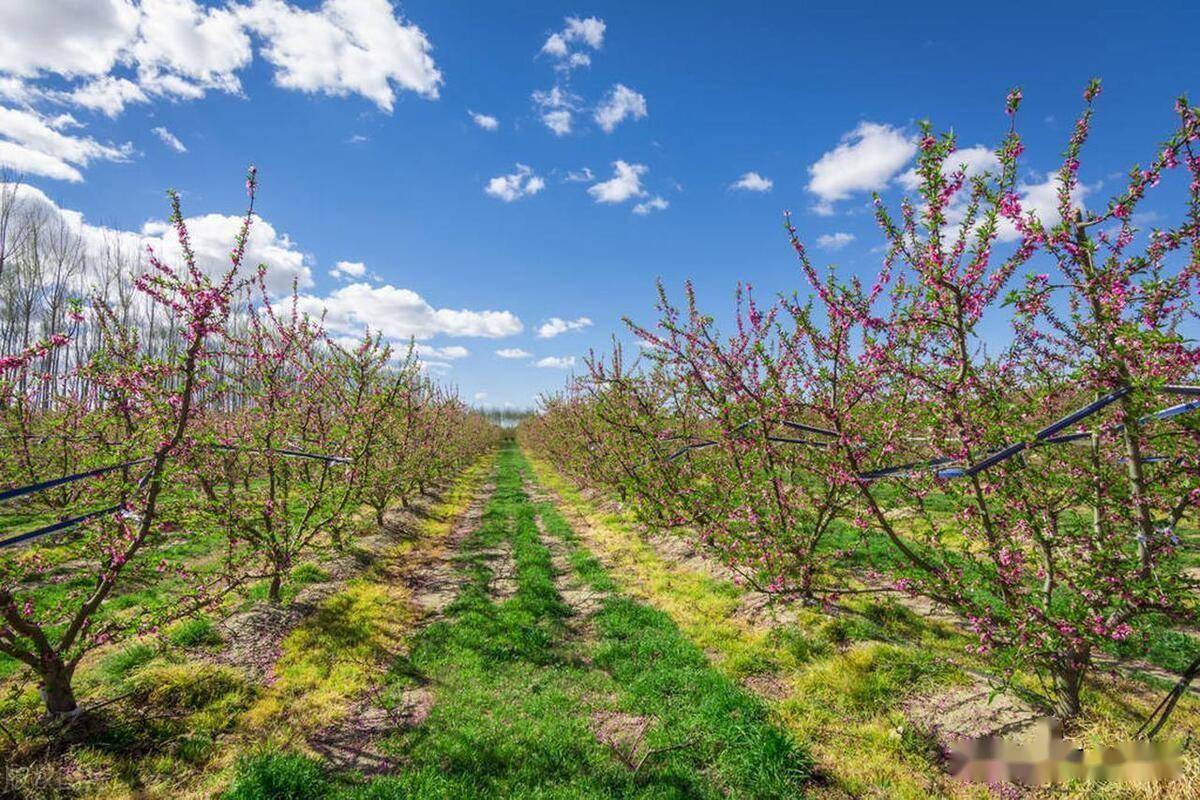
[663,385,1199,483]
[0,446,351,550]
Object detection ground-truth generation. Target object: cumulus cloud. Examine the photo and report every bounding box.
[142,211,312,292]
[0,0,140,78]
[469,110,498,130]
[414,343,469,360]
[541,109,571,136]
[496,348,531,359]
[593,84,646,133]
[535,355,576,369]
[0,0,445,182]
[731,171,772,192]
[297,282,523,341]
[151,125,186,152]
[564,167,593,182]
[134,0,252,99]
[816,232,855,250]
[329,259,366,279]
[532,85,578,136]
[632,196,668,215]
[0,106,131,181]
[807,122,916,214]
[485,163,545,202]
[541,16,605,70]
[63,76,148,117]
[588,160,647,204]
[0,180,312,292]
[896,145,1000,192]
[473,391,487,402]
[537,316,592,339]
[996,172,1089,242]
[238,0,442,110]
[0,0,439,111]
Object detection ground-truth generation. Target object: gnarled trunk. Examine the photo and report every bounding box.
[40,657,78,717]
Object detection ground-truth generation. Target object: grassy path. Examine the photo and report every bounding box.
[225,442,808,799]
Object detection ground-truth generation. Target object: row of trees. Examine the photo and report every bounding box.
[520,84,1200,720]
[0,168,497,717]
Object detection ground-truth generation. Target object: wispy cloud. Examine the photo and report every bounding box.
[151,126,187,153]
[633,196,668,215]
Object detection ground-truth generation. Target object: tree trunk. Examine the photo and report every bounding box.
[1051,651,1088,721]
[268,569,283,603]
[40,658,78,717]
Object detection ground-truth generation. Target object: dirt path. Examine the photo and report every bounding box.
[306,471,497,774]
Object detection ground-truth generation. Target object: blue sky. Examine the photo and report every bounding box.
[1,1,1197,406]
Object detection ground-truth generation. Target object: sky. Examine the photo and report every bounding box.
[0,0,1197,407]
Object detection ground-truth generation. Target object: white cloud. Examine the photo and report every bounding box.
[496,348,531,359]
[540,16,604,69]
[414,343,469,360]
[485,163,545,202]
[537,316,592,339]
[297,282,523,341]
[564,167,593,182]
[63,76,148,117]
[329,259,366,279]
[541,109,571,136]
[996,172,1089,242]
[731,171,772,192]
[469,110,498,130]
[633,196,668,215]
[473,391,487,402]
[807,121,916,214]
[562,16,605,49]
[594,84,646,133]
[238,0,442,110]
[535,355,576,369]
[588,160,647,204]
[816,232,855,250]
[0,106,131,181]
[532,86,578,136]
[142,211,312,293]
[0,141,87,182]
[0,0,140,78]
[0,77,32,103]
[0,180,311,292]
[897,145,1000,192]
[133,0,252,99]
[151,125,186,153]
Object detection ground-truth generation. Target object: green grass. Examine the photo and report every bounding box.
[227,442,808,799]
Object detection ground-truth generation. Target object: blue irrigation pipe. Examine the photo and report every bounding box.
[0,458,151,504]
[780,420,838,437]
[1034,387,1131,441]
[0,504,122,550]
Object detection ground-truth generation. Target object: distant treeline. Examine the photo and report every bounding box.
[477,406,534,428]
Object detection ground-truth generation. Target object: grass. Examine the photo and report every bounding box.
[226,442,807,799]
[528,453,1200,800]
[0,456,496,800]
